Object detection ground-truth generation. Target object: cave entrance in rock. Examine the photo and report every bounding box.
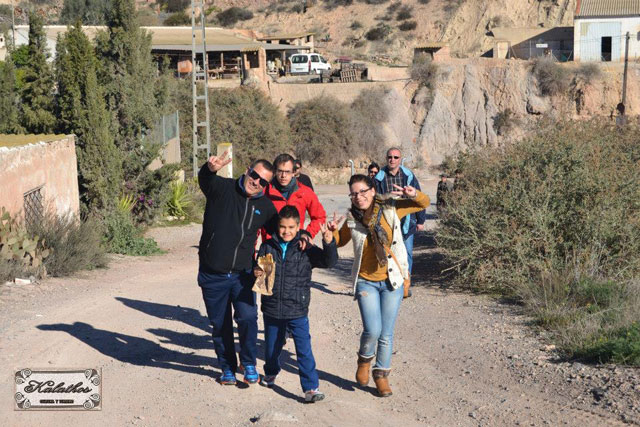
[601,36,612,61]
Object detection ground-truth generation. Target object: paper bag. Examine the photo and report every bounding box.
[252,253,276,295]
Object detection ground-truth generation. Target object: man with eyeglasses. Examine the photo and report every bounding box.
[373,147,426,298]
[197,152,279,386]
[263,154,326,241]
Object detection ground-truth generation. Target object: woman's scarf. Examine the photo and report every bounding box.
[350,195,393,266]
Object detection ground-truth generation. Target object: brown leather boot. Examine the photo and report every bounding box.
[355,354,374,386]
[403,279,411,298]
[372,369,392,397]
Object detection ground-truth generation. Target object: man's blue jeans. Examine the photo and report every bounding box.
[404,233,414,276]
[355,278,404,370]
[198,271,257,373]
[263,315,319,392]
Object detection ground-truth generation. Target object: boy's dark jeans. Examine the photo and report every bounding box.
[198,271,257,373]
[263,315,319,392]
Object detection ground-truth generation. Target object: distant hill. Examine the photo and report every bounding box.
[2,0,577,63]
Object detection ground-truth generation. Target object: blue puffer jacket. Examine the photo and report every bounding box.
[256,233,337,320]
[374,165,427,238]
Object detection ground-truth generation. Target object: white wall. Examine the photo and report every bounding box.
[574,16,640,62]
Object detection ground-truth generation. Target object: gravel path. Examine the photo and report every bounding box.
[0,183,637,426]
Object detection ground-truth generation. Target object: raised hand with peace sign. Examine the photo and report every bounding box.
[206,150,232,173]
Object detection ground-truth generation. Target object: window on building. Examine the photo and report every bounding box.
[23,186,44,228]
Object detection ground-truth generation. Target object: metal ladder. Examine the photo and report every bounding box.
[191,0,211,177]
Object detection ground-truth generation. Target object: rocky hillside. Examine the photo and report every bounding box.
[211,0,577,63]
[7,1,576,62]
[413,58,638,167]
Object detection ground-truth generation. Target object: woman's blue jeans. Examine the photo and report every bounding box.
[355,277,404,370]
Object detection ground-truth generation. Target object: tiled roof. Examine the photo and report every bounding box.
[576,0,640,17]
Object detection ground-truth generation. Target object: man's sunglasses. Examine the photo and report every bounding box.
[387,156,400,160]
[248,169,269,187]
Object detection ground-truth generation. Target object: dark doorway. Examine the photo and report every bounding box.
[601,36,612,61]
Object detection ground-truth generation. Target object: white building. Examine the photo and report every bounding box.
[574,0,640,62]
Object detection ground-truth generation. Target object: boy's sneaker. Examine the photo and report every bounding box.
[219,370,236,385]
[260,374,277,388]
[240,364,259,384]
[304,388,325,403]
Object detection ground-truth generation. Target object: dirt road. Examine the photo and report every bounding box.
[1,183,638,426]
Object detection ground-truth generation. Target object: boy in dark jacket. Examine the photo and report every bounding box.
[253,206,337,402]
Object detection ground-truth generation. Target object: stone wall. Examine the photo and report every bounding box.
[0,136,80,220]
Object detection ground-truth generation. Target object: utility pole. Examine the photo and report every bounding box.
[10,0,15,50]
[618,31,630,127]
[191,0,212,177]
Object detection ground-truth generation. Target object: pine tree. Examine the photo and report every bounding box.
[60,0,111,25]
[20,12,56,134]
[95,0,163,183]
[0,57,23,133]
[56,22,123,211]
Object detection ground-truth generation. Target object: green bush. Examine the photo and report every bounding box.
[288,96,354,167]
[103,211,163,256]
[166,180,193,218]
[574,322,640,365]
[493,108,515,136]
[410,53,439,88]
[349,87,389,156]
[365,24,391,41]
[531,56,570,96]
[574,63,602,86]
[27,213,108,277]
[164,11,191,26]
[396,5,413,20]
[171,82,292,176]
[398,20,417,31]
[324,0,353,9]
[437,121,640,364]
[216,7,254,27]
[350,20,363,30]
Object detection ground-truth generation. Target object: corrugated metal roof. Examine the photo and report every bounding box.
[0,134,67,149]
[576,0,640,17]
[15,25,256,47]
[415,42,447,49]
[257,32,314,40]
[152,43,310,53]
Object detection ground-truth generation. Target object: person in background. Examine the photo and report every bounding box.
[373,147,426,298]
[367,162,380,179]
[263,154,325,241]
[436,173,449,214]
[294,159,314,191]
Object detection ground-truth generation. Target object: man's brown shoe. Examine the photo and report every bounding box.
[372,369,392,397]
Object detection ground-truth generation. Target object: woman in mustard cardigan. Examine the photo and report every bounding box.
[329,174,429,397]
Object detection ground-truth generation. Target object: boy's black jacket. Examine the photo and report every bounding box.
[257,233,337,319]
[198,164,278,274]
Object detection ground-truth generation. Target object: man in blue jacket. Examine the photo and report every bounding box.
[197,152,278,385]
[374,147,426,298]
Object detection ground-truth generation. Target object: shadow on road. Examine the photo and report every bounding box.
[410,231,454,288]
[36,322,215,377]
[116,297,211,333]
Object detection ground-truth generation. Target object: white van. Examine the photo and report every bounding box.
[289,53,332,74]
